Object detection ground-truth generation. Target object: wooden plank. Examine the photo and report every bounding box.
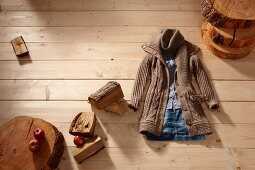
[0,80,134,100]
[0,0,201,11]
[0,11,202,26]
[1,42,255,61]
[0,117,254,148]
[45,122,255,148]
[0,42,145,60]
[0,59,255,80]
[0,26,202,43]
[0,80,254,101]
[0,101,254,124]
[59,147,255,170]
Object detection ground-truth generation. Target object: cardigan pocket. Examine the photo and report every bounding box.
[185,90,207,124]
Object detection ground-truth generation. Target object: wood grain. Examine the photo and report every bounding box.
[0,116,64,169]
[1,42,255,61]
[0,27,202,43]
[0,0,201,11]
[58,147,255,170]
[51,122,255,148]
[1,117,255,149]
[0,59,255,80]
[213,0,255,20]
[72,136,104,163]
[0,80,255,101]
[0,0,254,169]
[201,22,254,59]
[0,101,255,124]
[0,11,202,27]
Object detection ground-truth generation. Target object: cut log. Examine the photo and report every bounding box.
[0,116,64,170]
[201,21,254,59]
[201,0,255,28]
[104,98,128,115]
[204,21,255,48]
[10,36,29,57]
[69,112,96,137]
[72,136,104,163]
[213,0,255,20]
[88,81,124,109]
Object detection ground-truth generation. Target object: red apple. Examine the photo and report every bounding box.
[73,136,85,146]
[29,139,41,152]
[34,128,45,140]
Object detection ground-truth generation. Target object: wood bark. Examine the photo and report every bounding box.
[0,116,64,170]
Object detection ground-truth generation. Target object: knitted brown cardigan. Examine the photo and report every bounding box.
[129,29,219,136]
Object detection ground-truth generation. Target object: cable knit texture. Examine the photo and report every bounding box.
[129,29,219,136]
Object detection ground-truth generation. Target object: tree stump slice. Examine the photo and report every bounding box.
[213,0,255,20]
[0,116,64,170]
[201,0,255,28]
[204,20,255,48]
[202,21,254,59]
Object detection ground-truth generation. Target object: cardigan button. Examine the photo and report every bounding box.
[142,45,146,49]
[186,120,192,126]
[182,107,187,111]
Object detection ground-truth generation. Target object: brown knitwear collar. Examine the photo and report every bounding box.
[141,28,186,65]
[160,29,185,54]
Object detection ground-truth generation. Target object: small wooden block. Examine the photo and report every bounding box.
[10,36,29,57]
[69,112,96,137]
[88,81,124,109]
[72,136,105,163]
[104,98,127,115]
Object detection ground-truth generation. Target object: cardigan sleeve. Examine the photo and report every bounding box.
[129,55,152,112]
[190,54,219,110]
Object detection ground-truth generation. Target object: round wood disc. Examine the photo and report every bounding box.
[204,20,255,48]
[213,0,255,20]
[0,116,64,170]
[201,0,255,28]
[202,21,254,59]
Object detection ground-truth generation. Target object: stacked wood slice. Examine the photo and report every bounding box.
[201,0,255,59]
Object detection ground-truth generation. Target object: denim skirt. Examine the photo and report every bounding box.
[146,108,205,141]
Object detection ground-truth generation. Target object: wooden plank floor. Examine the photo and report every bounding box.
[0,0,255,169]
